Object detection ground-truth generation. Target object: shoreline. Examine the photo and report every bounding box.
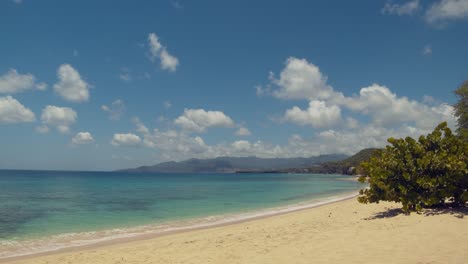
[0,192,359,263]
[3,194,467,264]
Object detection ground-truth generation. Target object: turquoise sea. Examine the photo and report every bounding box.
[0,170,363,258]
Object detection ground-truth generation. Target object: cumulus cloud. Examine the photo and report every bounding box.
[111,133,142,147]
[40,105,77,134]
[0,96,35,123]
[71,132,94,145]
[174,108,235,132]
[235,127,251,136]
[271,57,337,100]
[340,84,455,129]
[148,33,179,72]
[112,114,458,163]
[0,69,46,93]
[382,0,420,16]
[101,99,125,121]
[53,64,90,102]
[263,58,456,131]
[426,0,468,24]
[283,100,342,128]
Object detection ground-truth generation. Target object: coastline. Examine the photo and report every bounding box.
[0,192,359,263]
[3,194,467,264]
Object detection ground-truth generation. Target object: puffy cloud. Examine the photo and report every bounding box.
[53,64,90,102]
[270,57,337,100]
[235,127,251,136]
[101,99,125,121]
[264,58,456,132]
[426,0,468,24]
[0,96,35,123]
[116,116,457,163]
[111,133,142,147]
[160,49,179,72]
[231,140,252,151]
[71,132,94,145]
[340,84,455,129]
[174,108,235,132]
[148,33,179,72]
[382,0,420,16]
[0,69,46,93]
[283,100,342,128]
[40,105,77,134]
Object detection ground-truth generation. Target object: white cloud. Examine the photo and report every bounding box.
[422,44,433,55]
[160,49,179,72]
[283,100,342,128]
[101,99,125,121]
[339,84,455,129]
[231,140,252,151]
[132,117,150,135]
[164,101,172,109]
[71,132,94,145]
[148,33,179,72]
[264,58,456,131]
[271,57,337,100]
[40,105,77,134]
[53,64,90,102]
[108,57,457,162]
[0,96,35,123]
[111,133,142,147]
[116,114,456,163]
[174,108,235,132]
[0,69,46,93]
[426,0,468,24]
[235,127,251,136]
[382,0,420,16]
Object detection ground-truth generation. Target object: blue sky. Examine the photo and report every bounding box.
[0,0,467,170]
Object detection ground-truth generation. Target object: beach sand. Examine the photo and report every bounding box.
[4,198,467,264]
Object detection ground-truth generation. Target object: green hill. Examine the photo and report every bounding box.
[307,148,380,174]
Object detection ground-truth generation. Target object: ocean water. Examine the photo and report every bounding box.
[0,170,363,258]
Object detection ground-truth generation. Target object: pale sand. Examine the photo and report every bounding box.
[3,198,467,264]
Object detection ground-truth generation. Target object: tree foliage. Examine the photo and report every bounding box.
[454,81,468,140]
[358,122,468,212]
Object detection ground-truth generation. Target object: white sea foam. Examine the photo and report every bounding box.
[0,191,358,260]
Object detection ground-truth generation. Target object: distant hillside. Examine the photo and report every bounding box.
[119,154,348,173]
[278,148,380,175]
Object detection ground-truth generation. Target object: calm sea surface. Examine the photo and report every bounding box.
[0,170,363,258]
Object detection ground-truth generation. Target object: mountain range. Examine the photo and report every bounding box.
[119,154,349,173]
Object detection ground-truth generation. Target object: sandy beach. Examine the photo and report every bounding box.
[2,197,466,264]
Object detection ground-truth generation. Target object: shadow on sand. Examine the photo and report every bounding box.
[365,205,468,220]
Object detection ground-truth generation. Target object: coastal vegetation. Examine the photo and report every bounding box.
[358,83,468,212]
[454,81,468,140]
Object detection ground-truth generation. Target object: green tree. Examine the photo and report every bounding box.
[454,81,468,140]
[358,122,468,212]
